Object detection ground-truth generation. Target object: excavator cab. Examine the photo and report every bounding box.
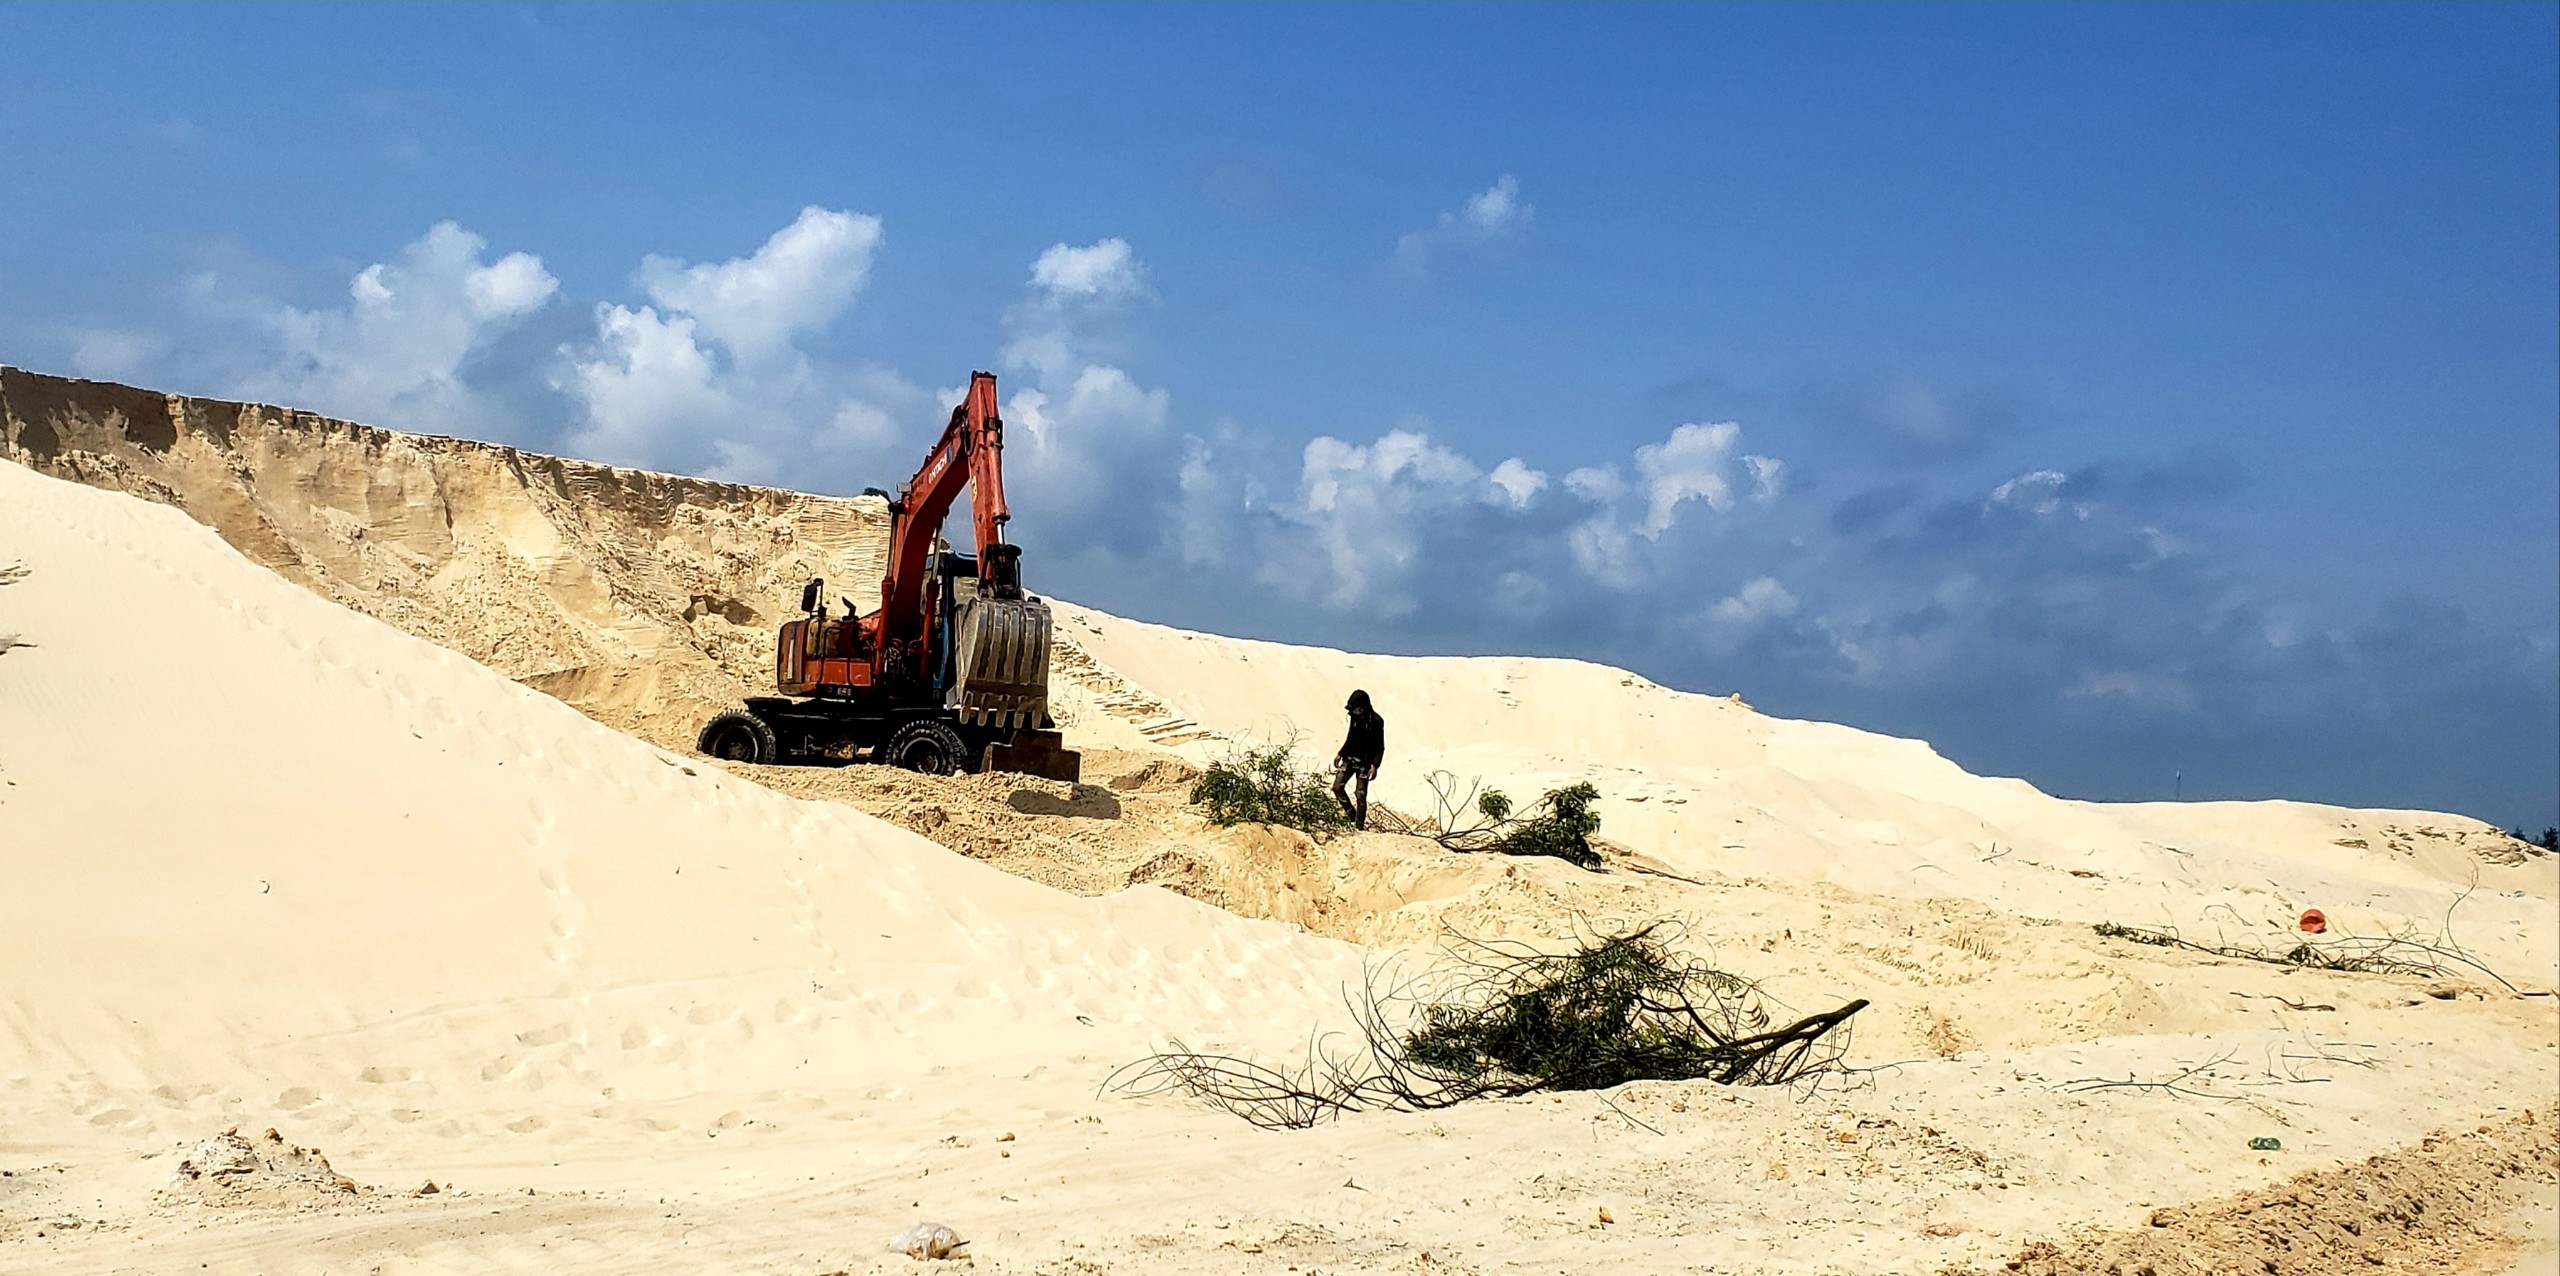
[776,576,870,696]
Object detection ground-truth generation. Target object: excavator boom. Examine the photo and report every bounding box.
[879,371,1011,648]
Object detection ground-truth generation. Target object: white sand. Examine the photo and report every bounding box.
[2,453,2554,1274]
[1055,603,2560,983]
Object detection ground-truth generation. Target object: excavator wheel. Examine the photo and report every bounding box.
[698,710,778,766]
[882,718,969,776]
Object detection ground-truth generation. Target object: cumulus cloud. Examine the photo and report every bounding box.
[560,305,733,469]
[1029,238,1148,300]
[633,206,882,363]
[1208,418,1571,617]
[1988,468,2083,518]
[1487,457,1548,508]
[1710,576,1800,625]
[557,207,919,482]
[1395,175,1533,272]
[1555,420,1785,587]
[229,222,558,432]
[980,238,1188,560]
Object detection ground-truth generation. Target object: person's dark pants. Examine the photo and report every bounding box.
[1332,759,1372,828]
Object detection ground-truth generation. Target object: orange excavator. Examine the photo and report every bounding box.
[695,371,1079,781]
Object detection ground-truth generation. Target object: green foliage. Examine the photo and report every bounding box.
[1484,781,1603,868]
[1397,924,1854,1094]
[1189,743,1354,839]
[1107,921,1870,1128]
[1428,775,1607,869]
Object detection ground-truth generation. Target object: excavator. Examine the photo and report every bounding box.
[695,371,1080,782]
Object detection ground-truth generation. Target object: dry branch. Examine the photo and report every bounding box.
[1108,922,1867,1128]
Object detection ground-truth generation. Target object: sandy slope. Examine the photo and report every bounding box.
[1054,604,2559,982]
[3,368,2557,1273]
[0,364,890,752]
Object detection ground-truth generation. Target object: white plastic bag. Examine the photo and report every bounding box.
[889,1220,966,1260]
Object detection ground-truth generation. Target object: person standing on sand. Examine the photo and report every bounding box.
[1332,689,1385,829]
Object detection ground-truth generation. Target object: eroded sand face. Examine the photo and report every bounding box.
[2,370,2554,1274]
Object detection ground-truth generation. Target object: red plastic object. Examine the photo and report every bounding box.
[2299,908,2327,935]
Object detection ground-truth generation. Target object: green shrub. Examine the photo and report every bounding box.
[1484,781,1602,868]
[1401,924,1763,1090]
[1189,743,1354,839]
[1109,921,1870,1127]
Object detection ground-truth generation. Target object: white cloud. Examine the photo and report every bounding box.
[238,221,558,432]
[1272,427,1486,614]
[1563,465,1623,502]
[1219,421,1568,616]
[1556,420,1783,588]
[1710,576,1801,625]
[466,252,559,318]
[1567,518,1642,591]
[1635,421,1741,535]
[1989,468,2090,519]
[557,208,922,482]
[635,206,881,362]
[993,240,1179,543]
[1029,238,1147,300]
[1004,237,1154,383]
[1395,175,1534,272]
[1487,457,1548,508]
[1743,454,1787,503]
[1461,175,1531,236]
[561,304,734,470]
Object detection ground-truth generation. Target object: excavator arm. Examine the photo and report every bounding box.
[876,371,1010,648]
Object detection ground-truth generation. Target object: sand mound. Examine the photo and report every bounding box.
[0,365,887,751]
[1960,1110,2558,1275]
[0,365,1202,757]
[1051,605,2560,982]
[0,454,1365,1129]
[164,1129,363,1210]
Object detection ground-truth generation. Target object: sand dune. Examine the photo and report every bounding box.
[1056,604,2557,979]
[2,369,2554,1273]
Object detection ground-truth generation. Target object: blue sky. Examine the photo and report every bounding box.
[3,4,2554,825]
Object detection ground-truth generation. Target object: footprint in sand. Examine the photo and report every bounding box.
[277,1087,320,1111]
[515,1023,571,1048]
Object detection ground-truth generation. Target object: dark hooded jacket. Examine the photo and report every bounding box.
[1337,690,1385,769]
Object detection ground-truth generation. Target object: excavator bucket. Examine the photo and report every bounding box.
[986,726,1080,783]
[948,594,1053,728]
[948,594,1080,781]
